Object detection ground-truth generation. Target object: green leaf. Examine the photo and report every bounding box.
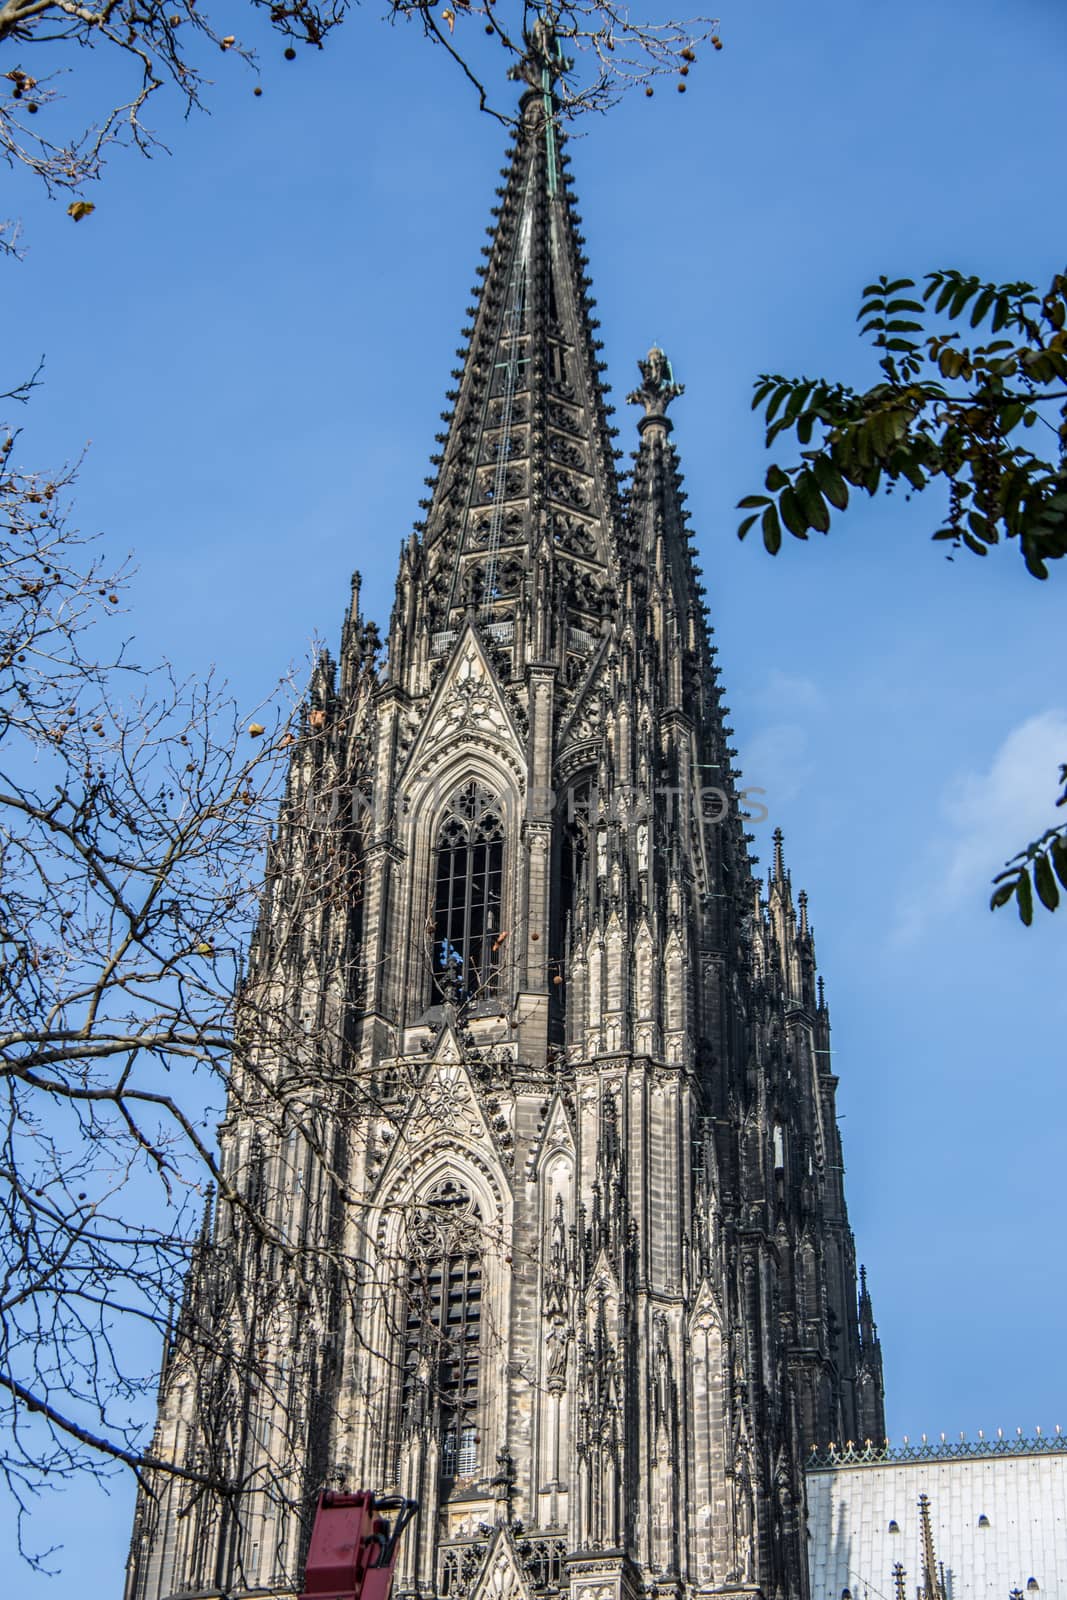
[738,494,770,509]
[783,381,815,424]
[814,454,850,510]
[949,279,980,320]
[990,880,1016,910]
[1016,870,1034,925]
[934,281,956,315]
[967,511,997,545]
[970,287,996,328]
[1051,837,1067,891]
[886,319,924,333]
[795,471,831,533]
[765,465,789,492]
[761,503,782,555]
[737,513,760,541]
[1034,853,1060,911]
[765,384,791,424]
[778,486,810,540]
[1022,538,1050,579]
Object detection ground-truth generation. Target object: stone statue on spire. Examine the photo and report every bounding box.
[509,8,572,92]
[627,345,685,422]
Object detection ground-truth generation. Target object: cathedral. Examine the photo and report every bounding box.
[125,23,884,1600]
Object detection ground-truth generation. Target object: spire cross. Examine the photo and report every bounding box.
[628,345,685,428]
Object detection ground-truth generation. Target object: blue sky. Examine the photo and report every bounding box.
[3,0,1066,1588]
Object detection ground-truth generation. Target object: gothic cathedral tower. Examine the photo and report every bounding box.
[126,24,884,1600]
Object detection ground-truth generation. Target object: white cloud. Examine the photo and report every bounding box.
[739,721,813,811]
[754,669,826,715]
[894,710,1067,941]
[941,710,1067,899]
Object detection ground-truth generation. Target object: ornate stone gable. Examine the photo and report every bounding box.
[403,622,525,788]
[525,1090,576,1181]
[556,636,610,755]
[367,1024,514,1210]
[467,1526,537,1600]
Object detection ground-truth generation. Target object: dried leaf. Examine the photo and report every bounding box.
[67,201,95,222]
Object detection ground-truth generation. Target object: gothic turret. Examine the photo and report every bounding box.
[126,23,883,1600]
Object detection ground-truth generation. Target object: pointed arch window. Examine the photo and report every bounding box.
[433,782,505,1002]
[402,1179,483,1486]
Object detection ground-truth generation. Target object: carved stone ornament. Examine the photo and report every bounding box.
[627,346,684,421]
[508,15,573,93]
[448,643,506,730]
[420,1063,484,1140]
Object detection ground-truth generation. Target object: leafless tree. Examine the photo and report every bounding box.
[0,373,306,1555]
[1,0,721,252]
[0,378,533,1572]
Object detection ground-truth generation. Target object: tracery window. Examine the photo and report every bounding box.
[433,783,505,1002]
[401,1179,483,1486]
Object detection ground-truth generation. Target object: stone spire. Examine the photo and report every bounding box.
[857,1263,887,1443]
[415,18,622,647]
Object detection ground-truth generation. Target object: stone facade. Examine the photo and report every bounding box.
[125,28,883,1600]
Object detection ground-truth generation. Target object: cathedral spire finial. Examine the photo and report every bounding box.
[772,825,786,882]
[509,8,572,93]
[628,345,685,431]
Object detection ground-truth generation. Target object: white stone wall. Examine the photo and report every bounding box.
[807,1450,1067,1600]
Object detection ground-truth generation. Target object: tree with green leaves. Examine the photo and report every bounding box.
[738,266,1067,925]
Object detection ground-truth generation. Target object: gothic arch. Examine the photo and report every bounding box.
[430,782,507,1000]
[401,753,522,1010]
[367,1146,513,1513]
[374,1142,509,1252]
